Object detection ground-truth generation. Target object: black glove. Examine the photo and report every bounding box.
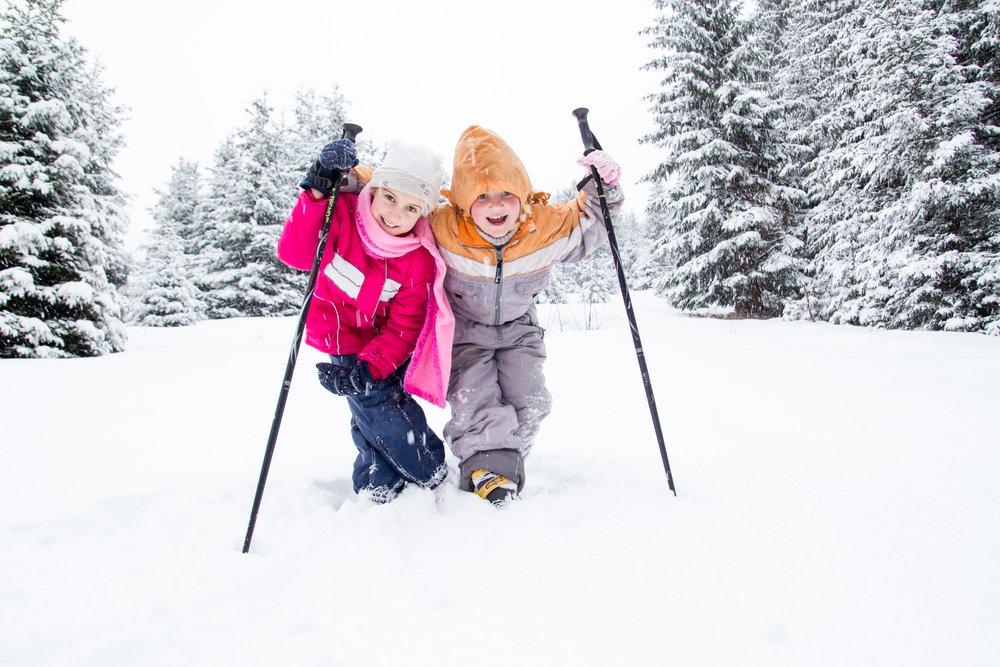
[300,139,359,197]
[316,361,375,396]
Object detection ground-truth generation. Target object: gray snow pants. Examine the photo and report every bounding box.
[444,313,552,492]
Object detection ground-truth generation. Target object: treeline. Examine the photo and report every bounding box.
[5,0,997,360]
[1,0,382,354]
[639,0,999,333]
[125,90,385,327]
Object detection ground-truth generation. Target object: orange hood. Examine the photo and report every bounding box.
[445,126,533,215]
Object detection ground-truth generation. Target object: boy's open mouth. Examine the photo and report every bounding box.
[486,215,507,226]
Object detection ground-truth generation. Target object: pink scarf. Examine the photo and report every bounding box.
[355,184,454,408]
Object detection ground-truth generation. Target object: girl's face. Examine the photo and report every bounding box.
[370,187,424,236]
[469,190,521,238]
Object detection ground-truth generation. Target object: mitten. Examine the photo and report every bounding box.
[577,149,621,186]
[316,361,374,396]
[300,138,360,197]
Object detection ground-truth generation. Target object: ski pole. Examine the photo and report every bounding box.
[572,108,676,495]
[242,123,363,553]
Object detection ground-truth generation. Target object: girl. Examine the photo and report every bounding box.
[277,138,454,503]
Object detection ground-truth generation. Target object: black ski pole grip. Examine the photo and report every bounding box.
[342,123,363,142]
[572,108,597,155]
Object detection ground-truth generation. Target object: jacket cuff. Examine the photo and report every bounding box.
[357,350,390,380]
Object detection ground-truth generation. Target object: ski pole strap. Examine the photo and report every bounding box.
[306,166,337,195]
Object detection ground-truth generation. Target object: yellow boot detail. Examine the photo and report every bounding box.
[469,469,509,497]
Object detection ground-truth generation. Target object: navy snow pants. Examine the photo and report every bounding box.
[327,355,447,502]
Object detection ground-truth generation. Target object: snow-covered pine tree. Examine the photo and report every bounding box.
[572,243,616,329]
[746,0,812,314]
[128,158,205,326]
[198,95,303,319]
[797,1,1000,333]
[287,87,347,172]
[128,224,203,327]
[613,208,650,290]
[636,180,674,291]
[193,134,239,293]
[882,0,1000,333]
[641,0,801,319]
[288,86,385,179]
[1,0,130,358]
[155,157,203,258]
[766,1,869,323]
[965,0,1000,334]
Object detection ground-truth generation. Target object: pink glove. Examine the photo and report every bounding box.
[577,150,621,186]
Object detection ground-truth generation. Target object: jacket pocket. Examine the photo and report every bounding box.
[445,274,489,310]
[513,273,549,299]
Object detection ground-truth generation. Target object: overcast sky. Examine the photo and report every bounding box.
[60,0,663,249]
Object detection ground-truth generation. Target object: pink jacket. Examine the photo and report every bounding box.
[277,190,453,406]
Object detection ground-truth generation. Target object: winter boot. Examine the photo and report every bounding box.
[361,482,404,504]
[470,469,518,507]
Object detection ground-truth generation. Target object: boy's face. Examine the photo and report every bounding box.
[469,191,521,238]
[370,187,424,236]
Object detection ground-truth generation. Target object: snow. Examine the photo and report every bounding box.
[2,292,998,666]
[21,99,70,128]
[54,281,94,305]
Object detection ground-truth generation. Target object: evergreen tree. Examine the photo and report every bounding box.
[641,0,802,318]
[193,134,239,290]
[797,1,1000,332]
[1,0,130,357]
[614,208,651,290]
[128,224,203,327]
[287,86,347,172]
[748,0,813,311]
[765,1,874,323]
[288,86,384,177]
[198,95,303,318]
[129,158,205,326]
[571,244,616,330]
[639,180,675,292]
[886,0,999,333]
[155,157,203,257]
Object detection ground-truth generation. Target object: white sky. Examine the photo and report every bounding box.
[60,0,663,249]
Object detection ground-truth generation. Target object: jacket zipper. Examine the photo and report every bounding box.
[493,246,503,327]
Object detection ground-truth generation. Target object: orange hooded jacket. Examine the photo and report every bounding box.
[430,125,615,327]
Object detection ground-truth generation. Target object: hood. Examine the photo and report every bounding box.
[446,125,533,215]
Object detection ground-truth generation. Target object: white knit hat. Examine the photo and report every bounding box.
[370,139,444,214]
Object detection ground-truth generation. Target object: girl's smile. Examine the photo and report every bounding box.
[370,186,424,236]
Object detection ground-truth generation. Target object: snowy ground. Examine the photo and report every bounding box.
[2,291,998,667]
